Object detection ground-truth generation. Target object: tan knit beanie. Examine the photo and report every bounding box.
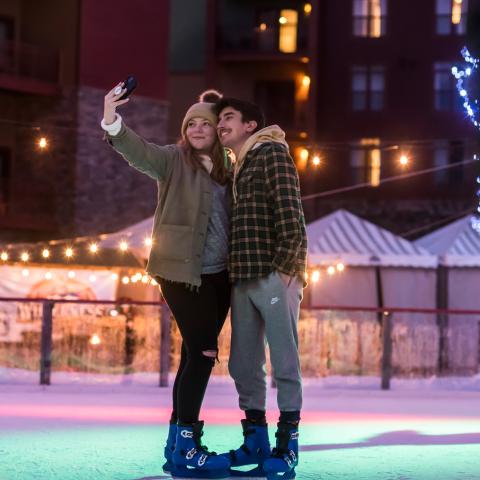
[181,89,222,138]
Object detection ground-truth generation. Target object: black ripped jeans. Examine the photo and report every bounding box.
[159,270,230,424]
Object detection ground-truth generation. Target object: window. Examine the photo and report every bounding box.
[0,16,15,72]
[433,141,449,184]
[255,80,295,128]
[436,0,468,35]
[433,140,465,185]
[279,10,298,53]
[0,148,11,215]
[255,6,309,54]
[352,66,385,111]
[350,138,382,186]
[434,62,458,111]
[353,0,387,37]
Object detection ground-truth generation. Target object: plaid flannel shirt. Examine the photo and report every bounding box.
[229,142,307,282]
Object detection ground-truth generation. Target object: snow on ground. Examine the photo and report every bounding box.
[0,369,480,479]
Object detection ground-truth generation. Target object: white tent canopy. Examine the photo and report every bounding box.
[414,215,480,267]
[306,209,437,268]
[100,216,154,260]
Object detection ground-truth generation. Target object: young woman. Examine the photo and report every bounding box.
[102,86,231,479]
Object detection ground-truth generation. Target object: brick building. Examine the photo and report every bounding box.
[0,0,169,242]
[168,0,479,235]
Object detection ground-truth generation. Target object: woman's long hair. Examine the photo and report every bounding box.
[179,135,228,185]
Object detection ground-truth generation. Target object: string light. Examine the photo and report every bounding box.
[119,240,129,252]
[304,3,312,15]
[151,278,158,286]
[64,247,74,258]
[111,273,119,281]
[38,137,48,149]
[144,237,153,247]
[259,22,267,31]
[89,333,101,346]
[336,263,345,272]
[68,271,76,279]
[45,272,53,280]
[399,154,409,166]
[20,252,30,262]
[311,270,320,282]
[141,275,149,284]
[1,252,8,261]
[122,276,130,285]
[452,48,479,128]
[312,155,321,166]
[452,48,480,232]
[22,269,29,277]
[110,309,119,317]
[279,16,287,24]
[327,266,336,276]
[89,243,99,254]
[42,249,50,259]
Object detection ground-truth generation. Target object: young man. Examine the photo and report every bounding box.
[215,98,307,479]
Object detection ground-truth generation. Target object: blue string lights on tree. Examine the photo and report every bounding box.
[452,47,480,233]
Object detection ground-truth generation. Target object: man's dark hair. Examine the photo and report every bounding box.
[214,97,266,132]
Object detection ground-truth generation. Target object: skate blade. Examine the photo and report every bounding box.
[265,468,296,480]
[170,465,231,479]
[229,464,267,477]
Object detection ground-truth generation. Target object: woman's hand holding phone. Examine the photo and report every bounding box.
[103,82,130,125]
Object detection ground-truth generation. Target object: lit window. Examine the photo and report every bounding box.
[434,62,458,111]
[279,9,298,53]
[351,138,382,186]
[352,66,385,111]
[353,0,387,37]
[436,0,468,35]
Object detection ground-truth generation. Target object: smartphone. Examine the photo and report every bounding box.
[118,75,138,100]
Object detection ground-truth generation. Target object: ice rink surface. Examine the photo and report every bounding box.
[0,371,479,480]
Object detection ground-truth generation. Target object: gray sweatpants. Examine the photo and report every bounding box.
[229,270,303,412]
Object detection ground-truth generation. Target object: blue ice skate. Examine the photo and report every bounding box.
[162,422,177,473]
[263,422,298,480]
[221,419,271,477]
[171,421,230,479]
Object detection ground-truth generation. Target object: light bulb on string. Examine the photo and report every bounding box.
[38,137,48,149]
[64,247,74,259]
[20,252,30,262]
[119,240,129,252]
[144,237,153,247]
[336,263,345,272]
[111,273,119,281]
[68,271,76,279]
[311,270,320,282]
[45,272,53,280]
[399,154,409,166]
[89,243,99,254]
[89,333,101,346]
[312,155,321,167]
[42,249,50,259]
[122,276,130,285]
[1,252,8,261]
[327,266,336,276]
[22,268,29,277]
